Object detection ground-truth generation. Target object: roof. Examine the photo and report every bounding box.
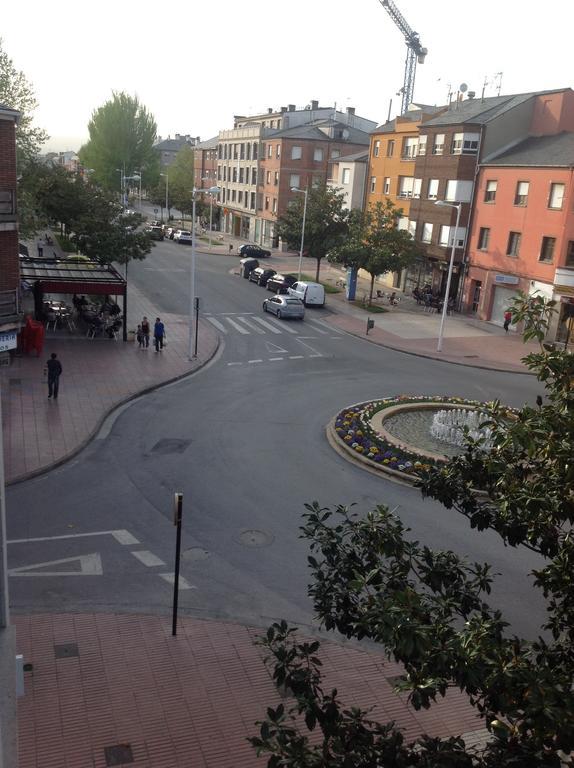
[195,136,218,150]
[333,149,369,163]
[422,89,569,128]
[484,131,574,167]
[20,257,126,294]
[373,105,445,133]
[155,137,192,152]
[268,119,370,145]
[0,103,20,121]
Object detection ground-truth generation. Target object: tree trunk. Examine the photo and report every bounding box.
[369,274,375,306]
[315,258,321,282]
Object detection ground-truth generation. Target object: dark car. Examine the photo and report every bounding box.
[266,273,298,294]
[249,267,276,287]
[238,244,271,259]
[145,226,164,241]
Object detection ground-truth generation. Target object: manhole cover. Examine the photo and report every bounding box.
[182,547,210,562]
[236,529,274,548]
[54,642,79,659]
[104,744,134,765]
[150,438,191,455]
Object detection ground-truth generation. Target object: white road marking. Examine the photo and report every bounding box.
[206,317,228,333]
[159,573,195,590]
[226,317,250,334]
[269,357,284,361]
[220,312,254,316]
[265,341,289,354]
[308,318,338,333]
[252,316,282,334]
[8,529,137,545]
[295,336,318,340]
[296,339,322,358]
[248,359,263,363]
[289,355,304,359]
[305,321,328,334]
[8,553,103,577]
[268,318,298,334]
[131,550,166,567]
[236,316,265,334]
[227,361,243,366]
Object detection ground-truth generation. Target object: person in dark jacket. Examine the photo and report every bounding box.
[45,352,62,399]
[153,318,165,352]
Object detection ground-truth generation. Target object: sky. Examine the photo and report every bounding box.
[3,0,572,152]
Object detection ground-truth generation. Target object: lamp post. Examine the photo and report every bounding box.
[202,177,220,252]
[434,200,462,352]
[116,167,125,208]
[291,186,308,281]
[160,172,169,223]
[189,185,220,359]
[125,171,143,210]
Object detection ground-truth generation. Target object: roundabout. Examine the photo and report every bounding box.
[328,395,502,485]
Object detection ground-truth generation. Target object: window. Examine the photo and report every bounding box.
[445,179,473,203]
[238,191,243,204]
[252,142,258,160]
[342,168,350,184]
[548,183,565,210]
[439,226,450,246]
[383,177,391,195]
[421,222,433,243]
[313,148,323,162]
[239,168,244,184]
[407,220,416,237]
[232,167,237,183]
[240,143,245,159]
[439,226,466,248]
[246,143,251,160]
[484,180,497,203]
[478,227,490,250]
[432,134,445,155]
[312,175,322,187]
[413,178,422,198]
[506,231,521,257]
[514,181,529,206]
[451,132,479,154]
[418,135,427,156]
[370,176,376,193]
[567,241,574,266]
[272,198,277,214]
[266,170,271,185]
[222,188,226,203]
[331,149,340,159]
[274,171,279,186]
[217,166,221,181]
[291,145,302,160]
[398,176,414,198]
[265,196,270,210]
[233,144,238,160]
[386,140,395,157]
[267,144,272,158]
[373,140,380,157]
[427,179,439,200]
[539,236,556,263]
[402,137,418,158]
[276,144,281,158]
[250,192,256,209]
[218,145,222,160]
[0,189,15,215]
[290,174,300,188]
[231,189,236,202]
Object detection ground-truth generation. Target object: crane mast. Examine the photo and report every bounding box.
[379,0,428,115]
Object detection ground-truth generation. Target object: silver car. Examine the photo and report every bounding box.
[262,295,305,320]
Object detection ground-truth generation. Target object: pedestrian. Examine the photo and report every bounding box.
[136,324,144,348]
[141,316,150,348]
[38,243,43,258]
[153,317,165,351]
[503,310,512,333]
[45,352,62,399]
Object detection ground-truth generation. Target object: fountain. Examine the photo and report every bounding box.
[430,408,494,450]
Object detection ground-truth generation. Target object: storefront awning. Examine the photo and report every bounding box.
[19,257,126,296]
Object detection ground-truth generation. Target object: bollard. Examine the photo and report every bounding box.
[366,318,375,335]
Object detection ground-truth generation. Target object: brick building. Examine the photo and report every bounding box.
[193,136,218,188]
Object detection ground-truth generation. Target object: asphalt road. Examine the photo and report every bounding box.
[6,239,547,639]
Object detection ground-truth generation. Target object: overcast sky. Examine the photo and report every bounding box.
[3,0,571,152]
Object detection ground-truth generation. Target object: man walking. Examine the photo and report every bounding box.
[153,317,165,352]
[503,310,512,333]
[141,316,150,348]
[45,352,62,399]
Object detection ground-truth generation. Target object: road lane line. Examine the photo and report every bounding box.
[206,317,228,333]
[131,550,166,567]
[267,318,298,334]
[296,339,322,358]
[289,355,304,359]
[111,530,140,545]
[268,357,284,361]
[248,359,263,363]
[252,316,283,334]
[227,362,243,366]
[160,573,195,590]
[8,529,137,545]
[305,321,328,334]
[226,317,250,334]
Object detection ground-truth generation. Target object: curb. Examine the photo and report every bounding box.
[6,331,221,487]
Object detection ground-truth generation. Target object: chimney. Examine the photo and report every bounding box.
[280,106,287,112]
[311,100,319,110]
[267,107,273,114]
[467,91,476,99]
[175,133,181,140]
[288,104,296,111]
[196,136,200,144]
[346,106,355,115]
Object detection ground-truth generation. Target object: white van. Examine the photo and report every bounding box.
[287,281,325,307]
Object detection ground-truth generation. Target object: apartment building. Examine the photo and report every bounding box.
[407,88,574,301]
[328,149,369,211]
[216,101,377,245]
[0,104,21,360]
[193,136,218,187]
[155,134,198,169]
[465,131,574,342]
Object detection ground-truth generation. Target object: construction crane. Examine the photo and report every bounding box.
[378,0,428,115]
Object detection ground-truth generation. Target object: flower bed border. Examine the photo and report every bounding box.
[329,395,488,484]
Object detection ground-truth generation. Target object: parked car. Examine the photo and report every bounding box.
[145,226,164,241]
[238,244,271,258]
[174,230,193,244]
[287,281,325,307]
[266,273,298,294]
[249,267,276,287]
[262,295,305,320]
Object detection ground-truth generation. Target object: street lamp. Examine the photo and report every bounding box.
[201,177,220,251]
[434,200,463,352]
[124,171,143,210]
[160,172,169,223]
[189,185,220,359]
[116,167,125,208]
[291,186,308,281]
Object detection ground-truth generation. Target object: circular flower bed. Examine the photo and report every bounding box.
[333,395,488,479]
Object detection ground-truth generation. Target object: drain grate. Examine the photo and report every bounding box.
[150,438,191,455]
[463,355,479,358]
[104,744,134,765]
[54,642,79,659]
[236,529,274,548]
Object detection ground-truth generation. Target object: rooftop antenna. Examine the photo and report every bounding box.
[481,75,489,102]
[495,72,503,96]
[387,98,393,122]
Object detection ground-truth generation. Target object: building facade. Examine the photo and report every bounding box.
[328,150,368,211]
[155,134,198,168]
[193,136,219,188]
[0,104,21,359]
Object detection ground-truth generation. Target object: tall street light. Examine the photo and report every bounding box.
[201,177,220,252]
[291,186,308,281]
[160,172,169,223]
[434,199,462,352]
[189,185,220,359]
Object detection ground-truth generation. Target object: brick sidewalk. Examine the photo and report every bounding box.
[14,613,485,768]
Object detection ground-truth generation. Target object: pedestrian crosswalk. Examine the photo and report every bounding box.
[204,313,340,337]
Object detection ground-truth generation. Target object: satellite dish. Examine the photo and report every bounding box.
[459,83,468,93]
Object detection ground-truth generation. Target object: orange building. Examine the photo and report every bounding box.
[465,131,574,343]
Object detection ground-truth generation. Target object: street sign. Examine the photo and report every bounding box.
[0,331,17,352]
[154,208,158,213]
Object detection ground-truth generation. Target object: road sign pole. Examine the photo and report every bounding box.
[193,297,200,358]
[172,492,183,636]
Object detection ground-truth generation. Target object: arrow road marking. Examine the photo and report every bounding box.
[8,553,103,577]
[159,573,195,590]
[265,341,289,354]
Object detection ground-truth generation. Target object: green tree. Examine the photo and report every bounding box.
[79,92,159,193]
[251,295,574,767]
[277,184,348,282]
[72,211,152,271]
[0,38,48,168]
[169,145,195,218]
[330,200,420,304]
